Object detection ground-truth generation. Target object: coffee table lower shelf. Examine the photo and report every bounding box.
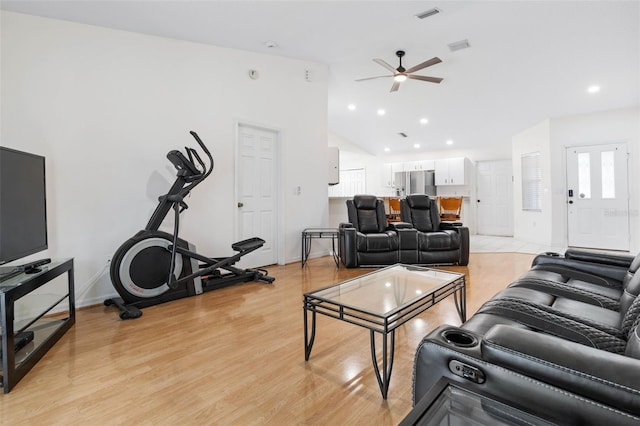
[303,265,466,399]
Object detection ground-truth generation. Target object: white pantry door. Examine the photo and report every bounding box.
[236,124,279,267]
[566,143,629,251]
[476,160,514,236]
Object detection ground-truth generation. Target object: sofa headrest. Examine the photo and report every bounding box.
[354,195,378,210]
[406,195,432,210]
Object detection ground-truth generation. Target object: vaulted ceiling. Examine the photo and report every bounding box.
[3,1,639,155]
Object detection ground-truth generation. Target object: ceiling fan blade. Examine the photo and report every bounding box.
[405,57,442,74]
[390,80,401,92]
[408,75,443,84]
[373,58,397,73]
[355,75,393,82]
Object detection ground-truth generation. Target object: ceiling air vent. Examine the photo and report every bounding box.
[398,132,408,138]
[448,39,470,52]
[415,8,441,19]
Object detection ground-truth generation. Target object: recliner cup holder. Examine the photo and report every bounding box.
[442,329,477,347]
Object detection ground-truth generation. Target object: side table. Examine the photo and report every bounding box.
[301,228,339,267]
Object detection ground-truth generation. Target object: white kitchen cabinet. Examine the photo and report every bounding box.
[403,160,435,171]
[422,159,436,171]
[380,163,393,187]
[435,158,467,185]
[390,162,404,174]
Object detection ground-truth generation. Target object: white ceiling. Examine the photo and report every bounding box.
[2,1,639,156]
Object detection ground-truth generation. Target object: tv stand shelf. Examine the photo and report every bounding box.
[0,258,74,393]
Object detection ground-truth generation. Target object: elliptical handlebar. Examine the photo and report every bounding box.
[176,131,213,193]
[144,131,214,233]
[189,131,214,179]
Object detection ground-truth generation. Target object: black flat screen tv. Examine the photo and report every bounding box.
[0,147,48,266]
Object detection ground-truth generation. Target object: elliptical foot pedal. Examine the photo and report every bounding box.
[104,297,143,320]
[232,237,265,253]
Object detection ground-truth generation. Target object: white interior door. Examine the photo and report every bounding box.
[566,143,629,251]
[476,160,513,236]
[236,124,279,267]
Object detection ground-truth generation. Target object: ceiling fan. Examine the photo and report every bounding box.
[356,50,443,92]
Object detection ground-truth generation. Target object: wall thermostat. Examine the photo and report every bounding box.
[249,69,259,80]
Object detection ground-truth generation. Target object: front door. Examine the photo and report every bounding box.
[236,124,279,267]
[566,143,629,251]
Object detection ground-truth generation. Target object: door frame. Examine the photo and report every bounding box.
[563,141,630,251]
[234,120,285,266]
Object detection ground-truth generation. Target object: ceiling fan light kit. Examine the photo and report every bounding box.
[356,50,443,92]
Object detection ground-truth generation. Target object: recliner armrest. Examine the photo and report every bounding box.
[532,254,628,284]
[481,324,640,414]
[388,221,414,230]
[439,222,462,229]
[440,224,469,266]
[564,249,635,268]
[338,223,358,267]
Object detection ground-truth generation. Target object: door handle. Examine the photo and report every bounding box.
[477,199,481,203]
[568,200,574,204]
[237,202,244,208]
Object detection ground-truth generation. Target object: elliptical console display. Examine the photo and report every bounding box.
[105,131,274,319]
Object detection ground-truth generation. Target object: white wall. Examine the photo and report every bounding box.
[512,107,640,252]
[1,11,329,306]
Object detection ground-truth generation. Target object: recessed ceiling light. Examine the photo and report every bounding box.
[377,109,386,116]
[384,147,390,152]
[420,118,429,124]
[587,85,600,94]
[446,140,454,145]
[347,104,356,111]
[413,143,421,148]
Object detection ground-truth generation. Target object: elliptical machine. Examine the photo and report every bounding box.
[105,131,274,319]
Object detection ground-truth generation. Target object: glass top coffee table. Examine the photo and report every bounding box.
[303,264,466,399]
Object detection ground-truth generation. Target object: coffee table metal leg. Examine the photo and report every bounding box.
[304,303,317,360]
[370,330,395,399]
[453,279,466,323]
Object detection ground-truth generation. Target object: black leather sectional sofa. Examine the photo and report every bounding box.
[338,195,469,268]
[411,249,640,424]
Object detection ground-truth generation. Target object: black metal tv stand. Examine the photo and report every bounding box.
[0,258,75,393]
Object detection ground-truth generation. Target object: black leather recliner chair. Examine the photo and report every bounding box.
[338,195,416,268]
[411,250,640,424]
[400,195,469,266]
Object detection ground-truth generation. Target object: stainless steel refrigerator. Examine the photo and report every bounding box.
[393,170,436,196]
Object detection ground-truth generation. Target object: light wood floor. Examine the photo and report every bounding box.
[1,252,534,425]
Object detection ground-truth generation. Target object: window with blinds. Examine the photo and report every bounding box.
[521,152,541,211]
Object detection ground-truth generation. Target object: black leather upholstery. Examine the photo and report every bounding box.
[338,195,400,267]
[412,250,640,424]
[400,195,469,266]
[338,195,470,268]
